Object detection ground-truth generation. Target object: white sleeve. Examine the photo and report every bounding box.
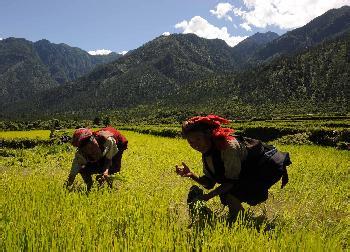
[68,152,87,179]
[221,140,245,180]
[102,137,119,160]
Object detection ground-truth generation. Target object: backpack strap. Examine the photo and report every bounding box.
[202,149,235,184]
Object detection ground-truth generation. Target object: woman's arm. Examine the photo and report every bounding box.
[102,158,112,177]
[101,137,118,177]
[175,162,214,188]
[64,163,81,187]
[201,183,235,201]
[64,153,85,188]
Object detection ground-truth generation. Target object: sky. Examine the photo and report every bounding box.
[0,0,349,55]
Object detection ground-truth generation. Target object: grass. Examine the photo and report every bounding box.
[0,130,51,140]
[0,130,349,250]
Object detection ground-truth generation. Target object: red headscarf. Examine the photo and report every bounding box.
[72,128,93,147]
[182,114,235,150]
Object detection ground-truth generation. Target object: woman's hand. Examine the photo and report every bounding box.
[198,193,211,201]
[103,169,109,179]
[175,162,193,177]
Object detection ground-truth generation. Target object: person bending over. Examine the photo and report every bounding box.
[176,115,291,221]
[65,127,128,191]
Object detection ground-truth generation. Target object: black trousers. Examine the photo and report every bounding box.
[79,151,123,190]
[220,179,269,206]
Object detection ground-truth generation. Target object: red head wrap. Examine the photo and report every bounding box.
[72,128,93,147]
[182,114,235,149]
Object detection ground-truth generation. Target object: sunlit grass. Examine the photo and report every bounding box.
[0,131,349,250]
[0,130,51,140]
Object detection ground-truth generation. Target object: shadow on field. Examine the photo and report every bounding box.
[66,184,89,194]
[238,213,277,232]
[66,174,126,194]
[66,184,120,195]
[187,185,277,232]
[188,210,277,233]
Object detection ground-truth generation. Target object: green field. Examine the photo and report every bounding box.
[0,130,51,140]
[0,130,349,250]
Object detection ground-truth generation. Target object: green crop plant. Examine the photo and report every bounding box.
[0,131,349,250]
[0,130,51,140]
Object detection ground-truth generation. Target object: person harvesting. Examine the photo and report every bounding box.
[175,115,291,221]
[65,127,128,191]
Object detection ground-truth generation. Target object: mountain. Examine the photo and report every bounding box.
[16,33,244,113]
[33,39,121,84]
[5,32,349,119]
[0,38,58,105]
[31,6,349,117]
[17,32,279,115]
[0,37,121,106]
[250,5,350,62]
[1,6,349,120]
[232,31,279,62]
[169,33,350,116]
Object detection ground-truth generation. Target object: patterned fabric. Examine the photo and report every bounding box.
[94,127,128,151]
[182,114,235,150]
[72,128,93,147]
[68,136,119,182]
[184,115,231,128]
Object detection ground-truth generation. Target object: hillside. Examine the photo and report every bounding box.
[232,31,279,63]
[1,6,349,120]
[0,38,58,105]
[33,39,121,84]
[250,6,350,62]
[169,33,350,116]
[0,38,120,106]
[3,32,349,120]
[6,33,246,114]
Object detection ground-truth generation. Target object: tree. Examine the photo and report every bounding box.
[93,117,101,126]
[103,116,111,126]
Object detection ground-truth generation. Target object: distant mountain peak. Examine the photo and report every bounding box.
[242,31,279,45]
[252,5,350,62]
[231,31,279,61]
[35,39,50,43]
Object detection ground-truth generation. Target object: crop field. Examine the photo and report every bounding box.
[0,130,51,140]
[118,118,350,148]
[0,130,349,250]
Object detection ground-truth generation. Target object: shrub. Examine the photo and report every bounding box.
[275,133,313,145]
[0,139,53,149]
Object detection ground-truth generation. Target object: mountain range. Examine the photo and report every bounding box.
[1,5,349,120]
[0,38,120,105]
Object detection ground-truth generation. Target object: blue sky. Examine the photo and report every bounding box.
[0,0,349,55]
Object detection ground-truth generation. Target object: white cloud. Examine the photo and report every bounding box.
[119,50,128,55]
[234,0,350,29]
[88,49,112,55]
[175,16,247,47]
[210,3,234,21]
[162,32,170,36]
[240,22,252,31]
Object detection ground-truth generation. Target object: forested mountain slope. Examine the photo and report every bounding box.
[250,6,350,62]
[0,38,120,106]
[1,6,349,119]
